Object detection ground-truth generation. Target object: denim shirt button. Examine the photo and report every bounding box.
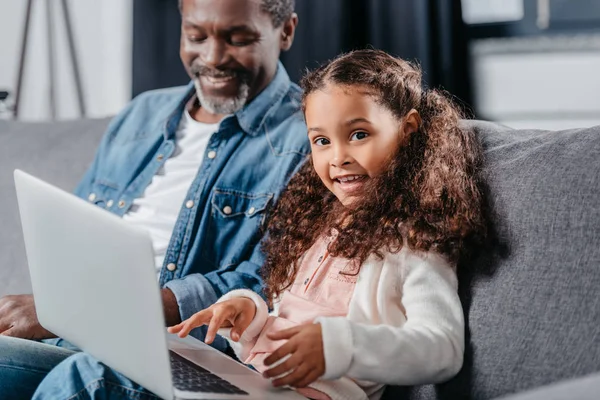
[88,193,96,202]
[156,154,164,161]
[166,263,177,272]
[185,200,194,209]
[106,200,114,208]
[207,150,217,159]
[223,206,232,215]
[248,207,256,215]
[118,200,126,208]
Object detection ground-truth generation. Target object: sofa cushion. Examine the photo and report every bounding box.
[384,121,600,399]
[496,371,600,400]
[0,118,109,296]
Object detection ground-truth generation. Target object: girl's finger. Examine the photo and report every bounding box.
[262,352,302,378]
[167,323,184,334]
[293,369,322,388]
[264,339,297,366]
[177,321,199,338]
[205,308,233,344]
[176,310,213,338]
[271,364,309,388]
[231,309,253,341]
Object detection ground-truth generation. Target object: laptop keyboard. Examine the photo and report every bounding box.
[169,350,248,395]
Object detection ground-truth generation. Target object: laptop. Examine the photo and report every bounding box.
[14,169,305,400]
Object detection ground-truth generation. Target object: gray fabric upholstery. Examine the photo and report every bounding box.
[495,372,600,400]
[0,118,109,296]
[383,121,600,399]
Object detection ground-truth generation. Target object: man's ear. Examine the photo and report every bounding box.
[402,109,421,136]
[280,13,298,51]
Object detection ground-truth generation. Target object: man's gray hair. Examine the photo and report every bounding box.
[178,0,294,27]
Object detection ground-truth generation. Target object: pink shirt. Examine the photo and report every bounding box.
[246,235,359,399]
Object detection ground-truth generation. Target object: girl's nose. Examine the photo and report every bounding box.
[330,146,353,167]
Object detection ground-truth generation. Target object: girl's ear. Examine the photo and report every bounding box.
[402,109,422,136]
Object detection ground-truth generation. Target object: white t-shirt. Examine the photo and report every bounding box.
[122,109,221,275]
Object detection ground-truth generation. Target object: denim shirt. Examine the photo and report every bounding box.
[74,64,309,349]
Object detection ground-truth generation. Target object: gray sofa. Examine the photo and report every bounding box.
[0,118,108,296]
[0,117,598,399]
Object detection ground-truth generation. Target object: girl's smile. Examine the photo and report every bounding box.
[332,174,368,196]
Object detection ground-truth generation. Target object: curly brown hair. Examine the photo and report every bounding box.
[262,49,487,301]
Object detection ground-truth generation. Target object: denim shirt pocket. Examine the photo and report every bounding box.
[206,189,274,267]
[211,189,273,221]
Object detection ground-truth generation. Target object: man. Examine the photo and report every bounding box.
[0,0,307,398]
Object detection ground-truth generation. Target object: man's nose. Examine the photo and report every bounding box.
[201,38,226,68]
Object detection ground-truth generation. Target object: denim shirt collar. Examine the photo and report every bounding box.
[234,61,292,136]
[165,61,292,140]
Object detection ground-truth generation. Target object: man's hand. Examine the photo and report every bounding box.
[168,298,256,344]
[0,294,55,339]
[161,288,182,327]
[263,323,325,388]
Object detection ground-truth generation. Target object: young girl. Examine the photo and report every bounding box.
[169,49,486,400]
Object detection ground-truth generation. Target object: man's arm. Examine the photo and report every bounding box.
[73,97,139,199]
[161,287,181,326]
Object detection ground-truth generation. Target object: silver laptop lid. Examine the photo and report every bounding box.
[14,169,174,399]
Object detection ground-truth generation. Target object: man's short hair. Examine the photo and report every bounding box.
[260,0,295,27]
[178,0,295,27]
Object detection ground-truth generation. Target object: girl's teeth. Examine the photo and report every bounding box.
[339,176,361,182]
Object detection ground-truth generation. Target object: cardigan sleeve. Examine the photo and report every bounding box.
[315,249,464,385]
[215,289,271,362]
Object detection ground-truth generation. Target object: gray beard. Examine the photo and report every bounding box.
[193,79,250,115]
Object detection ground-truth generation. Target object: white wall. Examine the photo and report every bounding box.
[471,35,600,130]
[0,0,133,121]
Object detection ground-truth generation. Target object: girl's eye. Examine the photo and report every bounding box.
[350,131,369,141]
[313,137,330,146]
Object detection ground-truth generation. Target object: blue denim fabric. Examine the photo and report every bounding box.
[32,353,159,400]
[0,336,78,399]
[74,63,309,350]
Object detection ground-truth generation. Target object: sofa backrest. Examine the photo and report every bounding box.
[0,118,109,296]
[384,121,600,399]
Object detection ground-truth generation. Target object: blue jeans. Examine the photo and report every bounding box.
[32,352,159,400]
[0,336,158,399]
[0,336,77,399]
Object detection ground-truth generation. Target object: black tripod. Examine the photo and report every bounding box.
[13,0,86,119]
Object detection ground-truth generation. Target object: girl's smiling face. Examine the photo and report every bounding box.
[305,84,419,206]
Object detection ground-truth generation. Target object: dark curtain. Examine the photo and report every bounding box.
[132,0,188,97]
[132,0,471,106]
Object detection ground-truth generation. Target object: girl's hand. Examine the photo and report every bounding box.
[167,298,256,344]
[262,323,325,388]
